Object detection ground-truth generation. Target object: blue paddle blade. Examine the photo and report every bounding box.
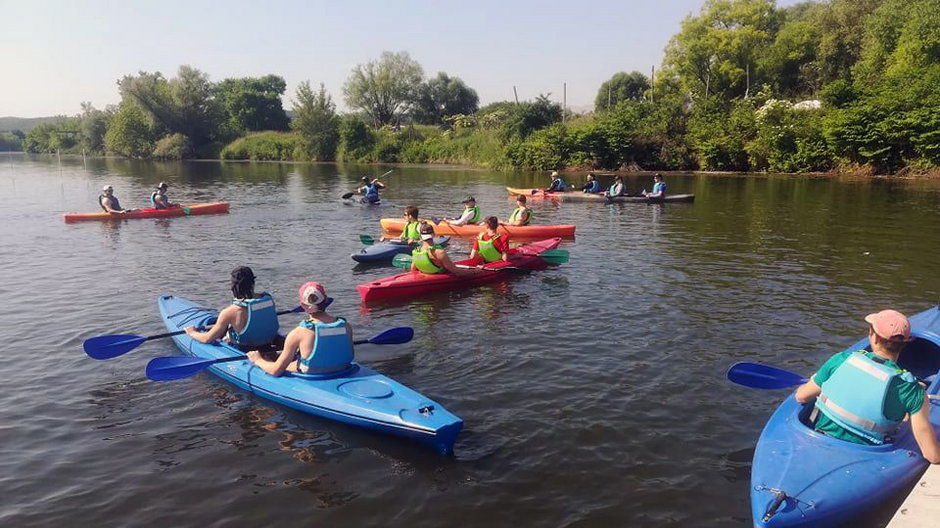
[146,356,226,381]
[727,362,809,389]
[430,217,442,225]
[84,334,147,359]
[367,327,414,345]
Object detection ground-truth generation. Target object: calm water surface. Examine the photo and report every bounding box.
[2,155,940,527]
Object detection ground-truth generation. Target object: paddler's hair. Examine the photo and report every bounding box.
[404,205,419,220]
[230,266,256,299]
[483,216,499,229]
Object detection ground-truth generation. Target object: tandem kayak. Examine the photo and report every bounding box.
[157,294,463,453]
[63,202,230,223]
[506,187,694,203]
[750,306,940,527]
[351,236,450,263]
[357,238,562,302]
[380,218,575,238]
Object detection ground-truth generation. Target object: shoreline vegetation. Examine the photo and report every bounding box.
[3,0,938,178]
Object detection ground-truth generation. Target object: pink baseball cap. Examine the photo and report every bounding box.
[298,281,333,311]
[865,309,912,342]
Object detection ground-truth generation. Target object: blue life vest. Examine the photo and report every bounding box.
[99,194,121,211]
[584,181,600,193]
[652,181,667,194]
[608,183,624,196]
[150,190,169,209]
[227,293,279,347]
[815,351,915,444]
[363,183,380,202]
[296,318,354,373]
[549,178,566,192]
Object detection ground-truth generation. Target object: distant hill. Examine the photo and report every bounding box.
[0,116,68,132]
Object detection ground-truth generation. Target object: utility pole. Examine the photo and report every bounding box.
[563,82,566,123]
[513,86,519,104]
[651,65,655,104]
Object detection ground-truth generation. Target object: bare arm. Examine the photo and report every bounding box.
[185,305,238,343]
[910,399,940,463]
[435,248,477,276]
[247,328,302,377]
[794,378,821,404]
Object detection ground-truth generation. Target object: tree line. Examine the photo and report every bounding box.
[12,0,940,175]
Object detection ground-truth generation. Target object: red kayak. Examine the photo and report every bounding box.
[63,202,230,223]
[357,238,562,302]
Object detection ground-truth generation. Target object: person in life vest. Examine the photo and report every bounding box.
[357,176,386,204]
[448,196,481,226]
[505,195,532,226]
[642,173,667,199]
[547,171,566,192]
[99,185,130,214]
[150,182,178,209]
[795,310,940,462]
[604,176,626,198]
[247,282,354,377]
[581,173,602,193]
[411,222,477,276]
[382,205,422,243]
[469,216,511,264]
[185,266,280,351]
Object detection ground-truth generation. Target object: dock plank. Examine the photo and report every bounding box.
[887,465,940,527]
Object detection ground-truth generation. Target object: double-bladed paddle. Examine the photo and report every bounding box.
[726,362,809,389]
[83,306,305,360]
[145,326,415,381]
[342,169,394,200]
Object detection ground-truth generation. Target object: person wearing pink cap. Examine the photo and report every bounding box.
[246,282,354,377]
[795,310,940,463]
[185,266,280,350]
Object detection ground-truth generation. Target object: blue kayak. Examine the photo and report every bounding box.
[351,236,449,263]
[157,294,463,453]
[751,306,940,527]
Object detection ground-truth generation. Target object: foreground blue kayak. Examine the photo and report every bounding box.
[351,236,449,263]
[157,294,463,453]
[751,306,940,527]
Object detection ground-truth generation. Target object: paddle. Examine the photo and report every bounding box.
[84,306,305,360]
[145,326,415,381]
[726,362,809,390]
[360,234,376,245]
[342,169,394,200]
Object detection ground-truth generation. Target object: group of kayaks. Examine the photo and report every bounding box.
[741,306,940,527]
[505,187,695,203]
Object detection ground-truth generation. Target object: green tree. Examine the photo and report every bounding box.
[594,71,651,111]
[215,75,290,135]
[412,72,479,125]
[500,95,563,141]
[343,51,424,127]
[104,102,155,158]
[291,81,340,161]
[337,115,376,162]
[79,102,111,154]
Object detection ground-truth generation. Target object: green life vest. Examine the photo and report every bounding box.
[412,244,445,274]
[402,220,421,242]
[509,206,531,225]
[464,205,481,224]
[477,232,503,263]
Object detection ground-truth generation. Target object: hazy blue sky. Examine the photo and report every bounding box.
[1,0,801,117]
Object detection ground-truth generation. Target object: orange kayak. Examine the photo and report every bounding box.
[63,202,230,223]
[379,218,575,238]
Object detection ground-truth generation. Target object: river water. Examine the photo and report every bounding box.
[2,155,940,527]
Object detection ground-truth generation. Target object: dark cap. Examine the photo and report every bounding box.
[462,196,475,203]
[361,176,370,182]
[157,181,168,189]
[516,195,527,203]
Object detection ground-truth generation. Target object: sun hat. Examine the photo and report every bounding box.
[865,309,912,342]
[299,281,333,311]
[551,171,559,177]
[102,185,113,192]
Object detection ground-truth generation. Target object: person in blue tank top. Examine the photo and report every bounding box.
[795,309,940,462]
[99,185,131,214]
[547,171,566,192]
[581,173,601,193]
[150,182,178,209]
[642,173,667,199]
[247,282,354,377]
[185,266,280,350]
[357,176,386,204]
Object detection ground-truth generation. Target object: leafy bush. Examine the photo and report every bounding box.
[152,133,192,160]
[219,131,299,160]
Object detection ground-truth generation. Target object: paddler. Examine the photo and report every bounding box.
[150,182,178,209]
[247,282,354,377]
[469,216,510,264]
[357,175,386,204]
[185,266,280,351]
[99,185,130,214]
[642,173,667,199]
[547,171,566,192]
[411,222,477,276]
[505,195,532,226]
[382,205,422,243]
[795,309,940,463]
[604,176,626,198]
[581,173,602,193]
[447,196,481,226]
